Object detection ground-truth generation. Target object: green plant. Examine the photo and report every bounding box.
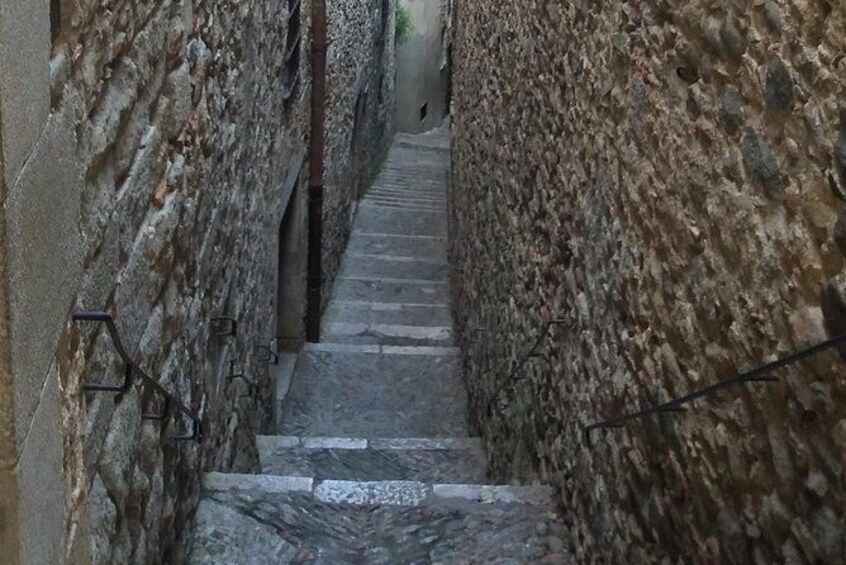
[395,3,413,45]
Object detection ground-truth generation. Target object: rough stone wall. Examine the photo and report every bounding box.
[322,0,396,294]
[451,1,846,562]
[44,1,314,562]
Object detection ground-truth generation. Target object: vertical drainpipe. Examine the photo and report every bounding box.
[306,0,327,343]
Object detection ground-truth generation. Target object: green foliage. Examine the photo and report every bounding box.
[395,3,413,45]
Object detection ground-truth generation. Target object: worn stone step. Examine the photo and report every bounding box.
[345,233,447,263]
[373,180,445,192]
[339,253,449,281]
[322,322,453,347]
[395,132,451,150]
[366,187,446,201]
[279,346,467,437]
[360,198,444,212]
[256,436,486,483]
[352,205,447,236]
[323,300,452,327]
[333,276,450,306]
[190,475,567,564]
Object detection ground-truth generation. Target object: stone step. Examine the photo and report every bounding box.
[358,201,444,213]
[190,475,568,564]
[352,205,446,237]
[339,253,449,281]
[345,234,447,261]
[373,179,445,191]
[333,276,450,306]
[322,321,453,347]
[279,346,467,437]
[256,436,485,483]
[366,188,447,201]
[362,195,445,207]
[323,300,452,327]
[395,131,451,150]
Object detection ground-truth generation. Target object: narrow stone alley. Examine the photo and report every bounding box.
[188,131,570,563]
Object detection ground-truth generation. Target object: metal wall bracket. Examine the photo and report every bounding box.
[227,372,257,398]
[84,362,133,393]
[211,317,238,337]
[73,310,204,443]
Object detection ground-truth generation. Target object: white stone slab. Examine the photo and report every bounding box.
[302,437,368,450]
[314,480,429,506]
[257,435,301,450]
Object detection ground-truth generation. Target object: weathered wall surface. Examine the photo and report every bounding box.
[395,0,448,133]
[1,0,393,563]
[322,0,396,295]
[451,1,846,562]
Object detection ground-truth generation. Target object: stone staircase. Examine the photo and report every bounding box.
[188,130,569,563]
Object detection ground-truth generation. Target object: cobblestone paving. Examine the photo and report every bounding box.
[189,130,571,563]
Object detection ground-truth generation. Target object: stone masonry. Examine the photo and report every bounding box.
[0,1,394,563]
[451,1,846,563]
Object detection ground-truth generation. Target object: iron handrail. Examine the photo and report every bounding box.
[486,318,567,414]
[73,311,203,442]
[584,332,846,445]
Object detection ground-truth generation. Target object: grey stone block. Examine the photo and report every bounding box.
[0,0,50,187]
[15,366,64,565]
[6,109,83,450]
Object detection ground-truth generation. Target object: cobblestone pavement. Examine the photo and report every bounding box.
[189,130,572,563]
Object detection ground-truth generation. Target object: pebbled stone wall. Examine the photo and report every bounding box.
[52,1,312,562]
[0,0,394,563]
[451,1,846,562]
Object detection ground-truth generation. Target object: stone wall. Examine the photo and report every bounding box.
[0,0,394,563]
[451,1,846,562]
[322,0,396,295]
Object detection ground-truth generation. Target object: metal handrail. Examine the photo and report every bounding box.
[584,332,846,445]
[486,318,566,414]
[73,311,203,442]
